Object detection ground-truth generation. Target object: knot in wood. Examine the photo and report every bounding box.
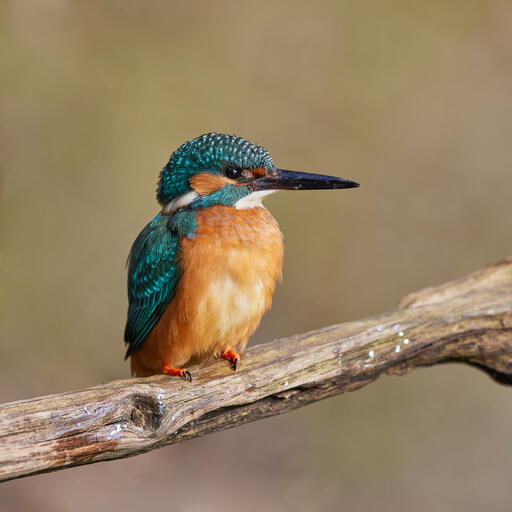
[130,394,163,432]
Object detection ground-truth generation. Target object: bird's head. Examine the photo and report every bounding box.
[157,133,359,213]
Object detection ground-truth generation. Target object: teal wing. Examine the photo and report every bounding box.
[124,214,181,358]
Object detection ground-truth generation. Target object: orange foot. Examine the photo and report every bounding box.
[163,362,192,382]
[222,349,240,372]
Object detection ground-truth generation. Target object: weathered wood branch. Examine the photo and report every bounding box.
[1,259,511,482]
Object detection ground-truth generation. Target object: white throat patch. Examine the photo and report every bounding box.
[162,191,199,215]
[235,190,276,209]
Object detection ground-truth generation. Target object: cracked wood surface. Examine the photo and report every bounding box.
[0,258,511,482]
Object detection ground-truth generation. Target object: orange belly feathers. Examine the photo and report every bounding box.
[130,205,283,377]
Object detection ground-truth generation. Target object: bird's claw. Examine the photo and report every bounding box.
[222,349,240,372]
[181,369,192,382]
[163,363,193,382]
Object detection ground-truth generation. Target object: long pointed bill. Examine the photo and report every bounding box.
[252,169,360,191]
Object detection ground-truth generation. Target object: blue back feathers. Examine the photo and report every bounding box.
[124,215,181,356]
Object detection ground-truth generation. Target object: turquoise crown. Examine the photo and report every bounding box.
[157,133,275,205]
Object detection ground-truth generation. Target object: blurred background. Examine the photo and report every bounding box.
[1,1,512,510]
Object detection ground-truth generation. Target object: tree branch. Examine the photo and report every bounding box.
[1,258,511,482]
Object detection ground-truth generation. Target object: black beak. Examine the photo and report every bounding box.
[252,169,360,191]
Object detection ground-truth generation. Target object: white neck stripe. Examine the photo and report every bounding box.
[235,190,276,209]
[162,190,199,214]
[163,189,276,213]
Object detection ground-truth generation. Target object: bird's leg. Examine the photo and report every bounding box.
[163,362,192,382]
[221,349,240,371]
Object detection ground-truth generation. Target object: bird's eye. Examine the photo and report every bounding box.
[225,167,242,180]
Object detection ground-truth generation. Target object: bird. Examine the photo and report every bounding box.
[124,133,359,379]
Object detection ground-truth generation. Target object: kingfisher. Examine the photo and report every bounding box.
[124,133,359,380]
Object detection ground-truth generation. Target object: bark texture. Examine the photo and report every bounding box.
[1,258,511,482]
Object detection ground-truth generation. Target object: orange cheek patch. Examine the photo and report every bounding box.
[189,173,235,195]
[251,167,269,177]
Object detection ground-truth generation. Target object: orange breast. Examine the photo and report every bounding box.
[130,205,284,376]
